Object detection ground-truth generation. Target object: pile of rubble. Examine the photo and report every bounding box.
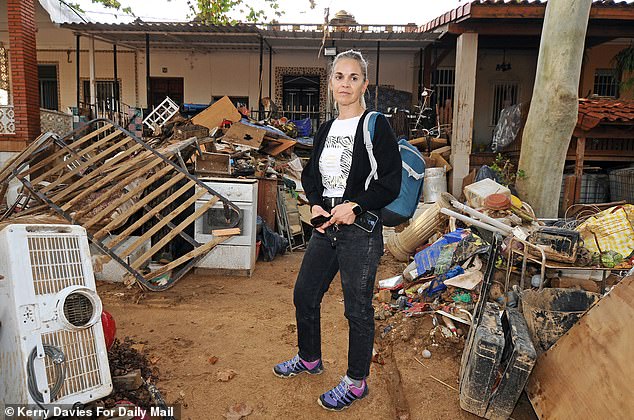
[373,168,633,418]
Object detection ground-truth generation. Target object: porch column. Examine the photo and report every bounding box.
[1,0,40,151]
[113,43,119,112]
[89,36,96,112]
[375,41,380,110]
[76,34,81,109]
[145,34,150,110]
[450,32,478,194]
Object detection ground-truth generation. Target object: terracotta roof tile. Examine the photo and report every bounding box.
[577,98,634,131]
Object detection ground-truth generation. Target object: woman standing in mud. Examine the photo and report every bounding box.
[273,49,401,411]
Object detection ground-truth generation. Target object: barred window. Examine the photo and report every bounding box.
[0,44,9,105]
[491,82,519,126]
[431,67,455,109]
[593,68,619,98]
[38,64,59,111]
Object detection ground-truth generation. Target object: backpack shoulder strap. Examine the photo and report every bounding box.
[362,111,381,190]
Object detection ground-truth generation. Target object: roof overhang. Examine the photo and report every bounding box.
[60,22,441,53]
[420,1,634,48]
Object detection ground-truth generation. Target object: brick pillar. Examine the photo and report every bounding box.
[0,0,40,152]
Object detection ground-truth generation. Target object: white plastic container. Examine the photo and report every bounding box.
[463,178,511,209]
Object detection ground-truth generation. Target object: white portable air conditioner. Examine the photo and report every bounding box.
[0,224,112,410]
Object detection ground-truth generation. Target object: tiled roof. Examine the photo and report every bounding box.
[577,98,634,131]
[419,0,634,33]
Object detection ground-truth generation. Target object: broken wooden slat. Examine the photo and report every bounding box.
[36,133,131,191]
[22,123,114,177]
[144,235,228,279]
[78,164,175,226]
[119,188,213,258]
[50,144,145,204]
[93,177,193,241]
[130,194,221,269]
[83,170,187,229]
[60,155,162,211]
[212,228,241,236]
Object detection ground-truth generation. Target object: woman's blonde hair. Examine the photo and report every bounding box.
[328,49,369,110]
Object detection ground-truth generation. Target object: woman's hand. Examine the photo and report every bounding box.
[312,205,333,233]
[330,202,357,226]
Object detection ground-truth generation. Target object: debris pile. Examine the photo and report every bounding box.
[375,159,633,418]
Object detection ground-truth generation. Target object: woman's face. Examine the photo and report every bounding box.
[330,58,368,108]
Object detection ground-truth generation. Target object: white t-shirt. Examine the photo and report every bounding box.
[319,116,361,198]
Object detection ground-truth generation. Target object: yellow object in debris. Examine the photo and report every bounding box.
[576,204,634,257]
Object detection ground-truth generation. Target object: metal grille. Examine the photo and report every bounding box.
[28,235,86,295]
[593,69,619,98]
[431,67,455,109]
[63,293,94,327]
[491,82,519,126]
[42,327,102,401]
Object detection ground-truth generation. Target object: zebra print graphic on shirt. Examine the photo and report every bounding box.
[319,134,355,196]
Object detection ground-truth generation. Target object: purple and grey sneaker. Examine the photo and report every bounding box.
[318,377,369,411]
[273,354,323,378]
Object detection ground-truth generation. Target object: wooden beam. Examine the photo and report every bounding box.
[574,137,586,204]
[573,126,634,139]
[450,32,478,195]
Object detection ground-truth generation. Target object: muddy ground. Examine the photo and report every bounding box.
[98,251,537,420]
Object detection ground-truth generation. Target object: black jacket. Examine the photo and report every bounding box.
[302,110,402,212]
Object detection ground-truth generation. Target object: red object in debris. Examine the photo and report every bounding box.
[101,310,117,350]
[484,193,511,211]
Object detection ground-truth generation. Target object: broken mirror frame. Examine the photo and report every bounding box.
[0,118,241,291]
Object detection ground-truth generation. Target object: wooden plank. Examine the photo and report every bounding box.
[37,133,131,191]
[22,123,113,176]
[574,137,586,204]
[119,188,213,258]
[260,138,297,156]
[222,121,266,149]
[526,275,634,419]
[191,96,241,131]
[79,164,175,227]
[212,228,241,236]
[129,193,220,267]
[145,236,228,279]
[60,155,161,211]
[50,144,145,204]
[93,177,193,241]
[561,175,577,217]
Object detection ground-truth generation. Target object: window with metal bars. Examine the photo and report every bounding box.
[38,64,59,110]
[0,45,9,105]
[593,68,619,98]
[431,67,455,109]
[491,82,519,126]
[82,79,121,110]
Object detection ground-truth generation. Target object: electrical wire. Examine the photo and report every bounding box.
[27,345,67,409]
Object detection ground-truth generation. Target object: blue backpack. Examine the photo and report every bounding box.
[363,111,426,227]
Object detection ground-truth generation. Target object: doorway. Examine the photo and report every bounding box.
[282,75,320,120]
[149,77,184,109]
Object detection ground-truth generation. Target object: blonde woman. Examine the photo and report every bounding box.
[273,50,401,411]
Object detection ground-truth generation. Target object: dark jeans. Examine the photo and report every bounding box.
[294,222,384,380]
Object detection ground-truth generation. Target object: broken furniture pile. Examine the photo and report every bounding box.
[0,118,241,291]
[373,172,633,419]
